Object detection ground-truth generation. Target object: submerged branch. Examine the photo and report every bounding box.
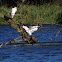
[14,36,22,40]
[54,29,62,41]
[0,39,23,48]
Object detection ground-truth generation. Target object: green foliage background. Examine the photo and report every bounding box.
[0,0,62,24]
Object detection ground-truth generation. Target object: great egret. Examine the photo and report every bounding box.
[11,7,17,18]
[22,25,39,35]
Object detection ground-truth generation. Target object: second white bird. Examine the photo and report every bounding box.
[11,7,17,18]
[22,25,38,35]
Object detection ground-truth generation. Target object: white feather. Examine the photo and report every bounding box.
[22,25,38,35]
[11,7,17,18]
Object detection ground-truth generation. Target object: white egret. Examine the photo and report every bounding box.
[11,7,17,18]
[22,25,39,35]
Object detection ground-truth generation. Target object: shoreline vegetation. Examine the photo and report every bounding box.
[0,4,62,25]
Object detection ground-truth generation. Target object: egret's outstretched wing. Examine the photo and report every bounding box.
[22,25,29,30]
[22,26,38,36]
[22,25,31,35]
[31,26,38,32]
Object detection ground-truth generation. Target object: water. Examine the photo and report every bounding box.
[0,24,62,62]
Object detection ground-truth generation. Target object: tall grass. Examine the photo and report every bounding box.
[0,4,62,24]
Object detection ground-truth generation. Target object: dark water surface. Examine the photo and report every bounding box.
[0,24,62,62]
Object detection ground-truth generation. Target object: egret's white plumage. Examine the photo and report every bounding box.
[22,25,38,35]
[11,7,17,18]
